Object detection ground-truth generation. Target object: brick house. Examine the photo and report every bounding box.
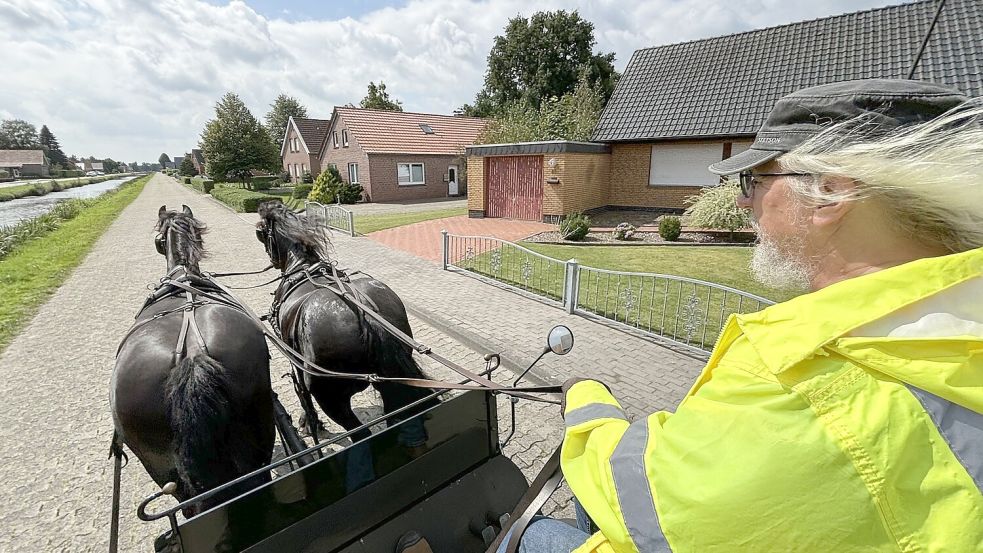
[319,107,486,203]
[281,116,331,183]
[467,0,983,221]
[0,150,50,177]
[191,148,206,176]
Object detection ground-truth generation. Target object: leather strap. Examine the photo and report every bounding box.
[485,446,564,553]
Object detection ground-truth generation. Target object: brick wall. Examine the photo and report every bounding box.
[608,142,705,210]
[281,125,322,182]
[320,113,371,195]
[542,152,610,218]
[367,154,462,202]
[467,155,485,216]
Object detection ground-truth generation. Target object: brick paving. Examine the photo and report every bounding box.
[368,215,555,262]
[344,197,467,215]
[0,174,705,551]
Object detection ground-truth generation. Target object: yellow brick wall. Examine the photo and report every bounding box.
[543,152,611,217]
[608,143,709,210]
[466,155,485,213]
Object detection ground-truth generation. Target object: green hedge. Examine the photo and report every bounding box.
[291,184,313,199]
[210,187,276,212]
[50,169,85,178]
[190,177,215,194]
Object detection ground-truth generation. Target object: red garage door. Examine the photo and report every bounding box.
[486,156,543,221]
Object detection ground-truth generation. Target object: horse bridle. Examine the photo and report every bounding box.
[256,220,281,269]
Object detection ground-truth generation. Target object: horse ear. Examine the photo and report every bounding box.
[182,205,194,218]
[158,205,167,219]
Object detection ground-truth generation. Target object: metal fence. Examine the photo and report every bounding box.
[442,232,774,355]
[305,201,355,237]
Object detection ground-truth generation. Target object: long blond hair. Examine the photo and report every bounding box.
[779,98,983,253]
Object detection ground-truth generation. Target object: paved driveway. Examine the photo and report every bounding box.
[367,215,554,262]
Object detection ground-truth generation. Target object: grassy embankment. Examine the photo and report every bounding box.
[0,174,150,352]
[0,174,135,202]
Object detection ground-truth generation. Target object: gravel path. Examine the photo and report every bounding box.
[0,174,569,551]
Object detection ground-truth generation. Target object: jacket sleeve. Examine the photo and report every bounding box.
[561,380,669,552]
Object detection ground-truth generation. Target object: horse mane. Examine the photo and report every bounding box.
[157,210,208,268]
[257,200,333,261]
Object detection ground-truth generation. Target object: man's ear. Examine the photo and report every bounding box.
[811,176,857,228]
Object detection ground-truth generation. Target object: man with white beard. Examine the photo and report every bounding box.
[488,79,983,553]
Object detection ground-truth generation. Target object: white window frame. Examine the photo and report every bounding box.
[348,162,359,184]
[333,132,339,149]
[342,129,349,147]
[397,162,425,186]
[293,163,299,177]
[301,163,307,175]
[294,137,299,152]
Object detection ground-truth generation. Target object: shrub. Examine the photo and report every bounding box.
[249,175,279,191]
[683,180,751,240]
[209,187,276,213]
[190,177,215,194]
[612,222,636,241]
[559,212,590,241]
[280,171,291,183]
[301,171,314,184]
[658,216,682,241]
[336,181,364,204]
[309,166,343,204]
[292,184,313,199]
[183,177,191,184]
[0,169,8,178]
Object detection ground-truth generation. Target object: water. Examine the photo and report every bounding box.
[0,176,141,227]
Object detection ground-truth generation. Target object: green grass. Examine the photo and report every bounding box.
[0,174,132,202]
[0,175,150,352]
[356,207,465,234]
[452,242,802,351]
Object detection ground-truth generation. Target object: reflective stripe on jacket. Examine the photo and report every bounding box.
[562,247,983,552]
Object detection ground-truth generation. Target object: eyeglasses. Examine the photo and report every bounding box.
[738,171,811,198]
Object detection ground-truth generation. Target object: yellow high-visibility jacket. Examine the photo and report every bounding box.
[562,247,983,552]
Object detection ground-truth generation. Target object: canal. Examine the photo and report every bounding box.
[0,175,143,227]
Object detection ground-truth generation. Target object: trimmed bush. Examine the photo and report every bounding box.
[190,177,215,194]
[559,212,590,241]
[336,181,364,204]
[658,216,682,241]
[183,177,192,184]
[613,222,636,241]
[210,187,276,213]
[309,166,343,204]
[249,175,279,191]
[683,180,751,240]
[292,184,313,199]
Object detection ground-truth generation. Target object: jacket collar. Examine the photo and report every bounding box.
[735,248,983,374]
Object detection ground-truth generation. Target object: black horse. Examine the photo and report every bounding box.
[254,200,437,448]
[111,205,275,517]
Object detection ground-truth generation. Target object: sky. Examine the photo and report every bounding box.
[0,0,901,163]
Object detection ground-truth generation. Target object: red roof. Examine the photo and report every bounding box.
[335,107,486,155]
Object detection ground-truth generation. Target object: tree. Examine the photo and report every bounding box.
[467,10,619,115]
[360,81,403,111]
[264,94,309,148]
[38,125,68,166]
[159,153,171,168]
[178,154,198,176]
[103,159,120,173]
[0,119,41,149]
[199,92,280,183]
[309,165,343,204]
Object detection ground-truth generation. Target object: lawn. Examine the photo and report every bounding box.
[355,207,465,235]
[0,174,150,352]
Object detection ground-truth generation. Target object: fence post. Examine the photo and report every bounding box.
[441,230,449,270]
[347,210,355,237]
[563,259,579,314]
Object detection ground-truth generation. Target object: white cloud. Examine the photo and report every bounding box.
[0,0,895,161]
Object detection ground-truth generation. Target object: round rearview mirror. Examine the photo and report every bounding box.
[547,325,574,356]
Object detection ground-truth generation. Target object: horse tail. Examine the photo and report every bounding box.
[166,353,235,499]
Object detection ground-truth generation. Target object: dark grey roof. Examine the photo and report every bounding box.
[593,0,983,142]
[466,141,610,156]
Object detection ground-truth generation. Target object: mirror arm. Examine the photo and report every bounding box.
[512,346,550,387]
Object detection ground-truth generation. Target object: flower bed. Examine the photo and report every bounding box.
[524,229,756,245]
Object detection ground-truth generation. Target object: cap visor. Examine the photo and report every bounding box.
[708,148,782,176]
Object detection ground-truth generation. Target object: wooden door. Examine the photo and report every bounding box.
[485,156,543,221]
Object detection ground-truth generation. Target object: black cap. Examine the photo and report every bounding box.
[708,79,968,175]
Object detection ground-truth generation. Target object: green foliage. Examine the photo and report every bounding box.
[183,177,191,184]
[684,181,752,238]
[466,10,619,115]
[0,177,103,202]
[0,198,90,259]
[360,81,403,111]
[301,171,314,184]
[265,94,309,147]
[209,187,276,213]
[158,153,171,167]
[0,169,8,178]
[38,125,67,166]
[292,184,313,199]
[613,222,637,241]
[200,92,280,182]
[478,66,604,143]
[49,169,84,178]
[189,176,215,194]
[0,119,41,149]
[658,216,682,241]
[336,181,364,204]
[178,155,197,176]
[559,212,591,241]
[309,165,343,204]
[249,175,279,191]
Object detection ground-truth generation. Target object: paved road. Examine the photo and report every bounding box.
[367,215,554,261]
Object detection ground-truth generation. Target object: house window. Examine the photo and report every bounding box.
[397,162,425,185]
[648,143,722,186]
[342,129,349,147]
[293,164,299,177]
[333,132,339,148]
[294,138,300,152]
[301,163,307,175]
[419,123,434,134]
[348,163,359,184]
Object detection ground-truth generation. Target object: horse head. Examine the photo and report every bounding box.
[256,200,332,271]
[156,204,208,274]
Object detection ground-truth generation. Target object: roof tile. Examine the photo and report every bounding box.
[336,107,486,155]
